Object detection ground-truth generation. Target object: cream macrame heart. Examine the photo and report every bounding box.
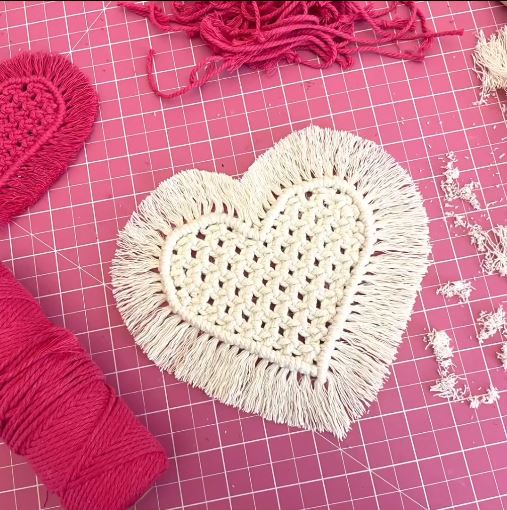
[162,179,372,379]
[113,127,430,438]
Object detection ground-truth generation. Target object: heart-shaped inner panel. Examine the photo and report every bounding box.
[0,77,63,181]
[161,179,373,376]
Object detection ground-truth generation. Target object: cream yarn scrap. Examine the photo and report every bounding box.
[112,127,430,438]
[473,25,507,104]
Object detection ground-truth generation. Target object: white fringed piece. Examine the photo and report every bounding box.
[112,127,430,438]
[473,26,507,104]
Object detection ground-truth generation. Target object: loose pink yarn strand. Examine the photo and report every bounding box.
[120,0,463,101]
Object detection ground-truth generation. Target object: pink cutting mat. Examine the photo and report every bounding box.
[0,1,506,509]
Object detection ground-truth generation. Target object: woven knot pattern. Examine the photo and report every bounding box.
[169,185,367,367]
[0,78,60,177]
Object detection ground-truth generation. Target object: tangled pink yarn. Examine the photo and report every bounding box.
[120,1,463,100]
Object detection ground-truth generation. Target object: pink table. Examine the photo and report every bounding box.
[0,1,506,509]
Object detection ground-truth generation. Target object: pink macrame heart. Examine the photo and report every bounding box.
[0,53,98,225]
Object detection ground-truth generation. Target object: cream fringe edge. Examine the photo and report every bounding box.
[111,126,430,439]
[473,26,507,104]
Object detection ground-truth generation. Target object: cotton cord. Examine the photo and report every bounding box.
[0,262,168,510]
[0,52,98,225]
[120,0,463,100]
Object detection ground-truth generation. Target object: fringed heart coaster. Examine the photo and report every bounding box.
[112,127,430,438]
[0,52,98,225]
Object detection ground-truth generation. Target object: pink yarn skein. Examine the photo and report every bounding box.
[120,1,463,100]
[0,262,169,510]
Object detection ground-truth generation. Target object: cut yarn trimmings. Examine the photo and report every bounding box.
[112,127,430,438]
[473,25,507,105]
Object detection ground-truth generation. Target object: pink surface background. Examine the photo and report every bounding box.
[1,1,507,509]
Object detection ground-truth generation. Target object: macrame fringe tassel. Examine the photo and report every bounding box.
[473,26,507,104]
[112,127,430,438]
